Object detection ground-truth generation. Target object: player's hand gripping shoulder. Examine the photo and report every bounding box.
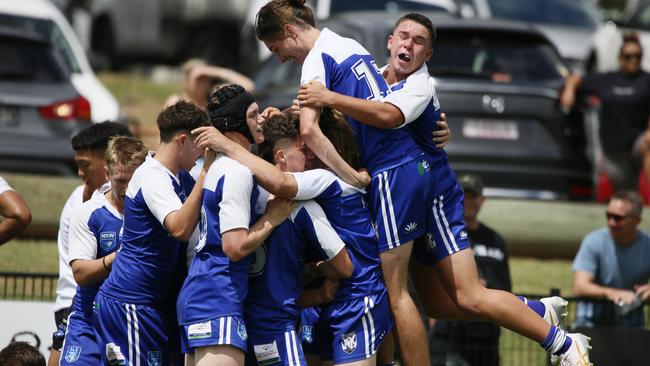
[265,195,298,226]
[297,81,335,109]
[192,126,231,153]
[433,112,452,148]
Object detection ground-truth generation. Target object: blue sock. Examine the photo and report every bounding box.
[518,296,546,318]
[540,325,572,355]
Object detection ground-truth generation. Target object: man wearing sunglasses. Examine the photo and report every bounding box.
[572,190,650,327]
[561,33,650,193]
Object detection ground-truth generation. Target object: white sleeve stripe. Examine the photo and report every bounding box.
[219,165,254,234]
[299,201,345,259]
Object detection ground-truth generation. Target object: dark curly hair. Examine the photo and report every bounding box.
[0,342,45,366]
[258,114,299,163]
[157,101,208,142]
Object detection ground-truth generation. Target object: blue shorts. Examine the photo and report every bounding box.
[180,316,248,354]
[60,311,101,365]
[370,158,434,253]
[413,182,471,266]
[246,328,306,366]
[319,291,393,364]
[93,293,170,366]
[299,307,322,356]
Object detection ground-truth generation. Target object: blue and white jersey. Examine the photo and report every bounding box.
[291,169,384,300]
[301,28,421,174]
[245,198,345,333]
[177,154,259,325]
[383,63,456,190]
[68,185,122,317]
[99,153,194,305]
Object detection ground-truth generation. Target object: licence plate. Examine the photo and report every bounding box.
[0,106,18,127]
[462,119,519,140]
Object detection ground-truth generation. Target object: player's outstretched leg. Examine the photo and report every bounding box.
[379,242,430,366]
[411,249,590,365]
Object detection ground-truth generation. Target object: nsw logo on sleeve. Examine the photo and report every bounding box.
[64,345,82,363]
[341,331,357,354]
[100,231,117,251]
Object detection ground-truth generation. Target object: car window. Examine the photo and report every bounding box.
[428,31,567,82]
[485,0,601,28]
[627,3,650,31]
[0,14,81,73]
[329,0,451,15]
[0,36,68,82]
[254,58,302,91]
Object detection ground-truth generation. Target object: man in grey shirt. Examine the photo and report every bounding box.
[573,190,650,327]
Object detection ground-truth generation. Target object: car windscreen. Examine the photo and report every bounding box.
[329,0,451,15]
[428,31,568,82]
[0,14,81,73]
[0,36,68,82]
[485,0,601,28]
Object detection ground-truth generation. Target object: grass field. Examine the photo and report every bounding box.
[0,238,575,295]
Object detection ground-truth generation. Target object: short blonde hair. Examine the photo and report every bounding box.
[105,136,148,168]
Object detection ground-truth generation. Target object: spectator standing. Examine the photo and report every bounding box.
[573,190,650,327]
[430,174,511,366]
[561,33,650,193]
[48,122,132,366]
[0,176,31,245]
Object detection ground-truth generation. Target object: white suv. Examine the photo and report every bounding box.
[0,0,119,123]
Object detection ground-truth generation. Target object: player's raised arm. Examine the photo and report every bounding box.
[299,105,369,188]
[298,81,404,128]
[193,126,300,198]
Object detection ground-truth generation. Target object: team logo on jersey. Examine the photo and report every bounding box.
[100,231,117,251]
[105,343,126,365]
[417,160,430,175]
[237,320,248,341]
[64,345,82,363]
[459,230,468,240]
[302,325,314,344]
[425,233,436,251]
[404,222,418,234]
[341,331,357,354]
[147,351,162,366]
[249,244,268,277]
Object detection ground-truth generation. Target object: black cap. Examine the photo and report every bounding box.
[207,84,255,144]
[459,174,483,195]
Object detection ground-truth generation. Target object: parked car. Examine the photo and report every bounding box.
[0,26,90,176]
[0,0,119,123]
[454,0,604,73]
[253,11,595,200]
[589,0,650,72]
[89,0,250,70]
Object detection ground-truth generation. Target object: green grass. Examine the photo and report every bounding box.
[0,239,58,273]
